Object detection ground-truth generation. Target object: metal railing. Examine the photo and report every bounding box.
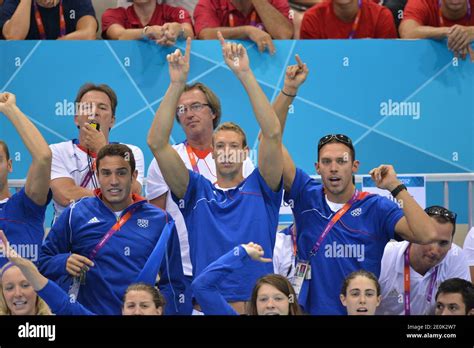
[8,173,474,228]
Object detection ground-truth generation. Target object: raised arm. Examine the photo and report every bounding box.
[272,55,309,192]
[0,93,51,206]
[147,38,192,199]
[369,165,438,244]
[217,32,282,191]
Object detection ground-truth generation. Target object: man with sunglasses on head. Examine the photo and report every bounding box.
[377,206,471,315]
[273,75,441,314]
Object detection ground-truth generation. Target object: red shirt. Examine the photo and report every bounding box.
[300,0,397,39]
[193,0,291,36]
[403,0,474,27]
[101,3,192,37]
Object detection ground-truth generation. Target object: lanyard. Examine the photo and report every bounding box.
[229,11,258,27]
[403,244,439,315]
[307,189,365,259]
[438,0,471,26]
[89,207,137,260]
[72,139,96,188]
[184,141,200,173]
[290,224,297,257]
[348,0,362,39]
[33,0,66,40]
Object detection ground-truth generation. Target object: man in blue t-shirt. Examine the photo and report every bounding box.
[147,35,284,314]
[273,65,441,315]
[0,92,52,268]
[0,0,97,40]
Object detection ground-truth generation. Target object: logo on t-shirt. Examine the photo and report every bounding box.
[137,219,149,228]
[350,207,362,217]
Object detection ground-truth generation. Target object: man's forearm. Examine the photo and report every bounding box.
[3,0,32,40]
[17,260,48,292]
[400,22,450,40]
[53,185,95,206]
[59,28,96,40]
[273,92,295,135]
[251,0,293,39]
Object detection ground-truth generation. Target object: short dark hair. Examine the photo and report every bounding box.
[0,141,10,161]
[247,274,303,315]
[341,269,381,296]
[317,134,355,162]
[435,278,474,314]
[75,83,118,116]
[176,83,221,129]
[96,144,135,174]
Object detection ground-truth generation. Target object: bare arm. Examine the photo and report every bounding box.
[58,16,97,40]
[369,165,438,244]
[0,93,51,206]
[50,178,94,207]
[147,38,192,199]
[399,19,450,39]
[251,0,293,39]
[2,0,32,40]
[218,32,282,191]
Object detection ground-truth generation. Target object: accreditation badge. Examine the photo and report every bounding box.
[291,260,311,298]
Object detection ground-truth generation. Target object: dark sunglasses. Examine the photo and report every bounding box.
[425,206,457,224]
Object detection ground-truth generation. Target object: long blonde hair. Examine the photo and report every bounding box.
[0,264,52,315]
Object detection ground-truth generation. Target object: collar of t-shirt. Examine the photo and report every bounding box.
[113,210,123,218]
[128,3,160,27]
[325,195,345,212]
[214,183,237,191]
[0,197,9,205]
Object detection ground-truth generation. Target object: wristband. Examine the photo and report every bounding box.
[390,184,407,198]
[142,26,150,36]
[281,89,296,98]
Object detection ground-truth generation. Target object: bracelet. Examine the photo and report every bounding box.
[281,89,296,98]
[142,26,150,36]
[390,184,407,198]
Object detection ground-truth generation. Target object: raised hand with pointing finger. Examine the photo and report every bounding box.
[217,31,250,76]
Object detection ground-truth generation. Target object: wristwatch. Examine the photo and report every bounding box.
[142,26,150,36]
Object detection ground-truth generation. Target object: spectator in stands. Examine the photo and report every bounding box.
[191,242,304,315]
[300,0,397,39]
[288,0,321,39]
[0,230,165,315]
[102,0,194,44]
[0,0,97,40]
[463,227,474,282]
[382,0,407,29]
[194,0,293,54]
[435,278,474,315]
[0,92,51,268]
[49,83,144,222]
[399,0,474,60]
[0,261,51,315]
[377,206,471,315]
[118,0,200,18]
[39,144,186,315]
[340,270,381,315]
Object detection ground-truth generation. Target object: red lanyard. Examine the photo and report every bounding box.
[229,11,257,27]
[89,207,137,261]
[438,0,471,26]
[306,189,368,259]
[403,244,439,315]
[348,0,362,39]
[290,224,297,257]
[184,141,200,174]
[33,0,66,40]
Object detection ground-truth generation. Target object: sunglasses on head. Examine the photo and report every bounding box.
[425,206,457,224]
[317,134,353,152]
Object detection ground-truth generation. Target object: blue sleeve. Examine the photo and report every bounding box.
[157,216,188,315]
[254,168,283,212]
[171,170,205,217]
[191,246,251,316]
[38,206,73,280]
[37,280,95,315]
[376,196,404,240]
[7,188,52,222]
[0,0,19,37]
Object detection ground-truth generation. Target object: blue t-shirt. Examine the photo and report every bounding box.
[286,168,403,315]
[0,188,51,268]
[39,196,186,315]
[0,0,96,39]
[173,168,282,302]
